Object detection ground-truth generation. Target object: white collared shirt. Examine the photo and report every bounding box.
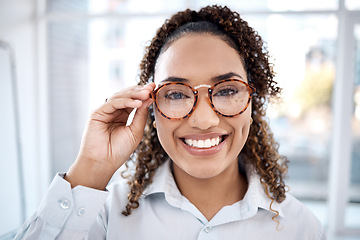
[16,160,326,239]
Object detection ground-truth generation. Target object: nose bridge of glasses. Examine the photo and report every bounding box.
[192,84,214,113]
[193,84,212,90]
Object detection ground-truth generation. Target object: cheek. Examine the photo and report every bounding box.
[231,109,252,141]
[232,118,250,137]
[154,111,165,139]
[154,111,175,150]
[242,121,251,140]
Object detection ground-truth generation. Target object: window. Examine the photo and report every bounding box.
[250,14,337,198]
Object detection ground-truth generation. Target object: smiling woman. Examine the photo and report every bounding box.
[15,5,325,240]
[151,35,253,209]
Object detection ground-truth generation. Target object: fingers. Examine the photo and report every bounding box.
[102,98,143,115]
[91,83,155,122]
[106,83,155,103]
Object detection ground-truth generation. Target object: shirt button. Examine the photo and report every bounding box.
[77,208,85,216]
[59,199,70,209]
[204,227,211,233]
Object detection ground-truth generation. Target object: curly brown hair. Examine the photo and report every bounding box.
[122,5,288,222]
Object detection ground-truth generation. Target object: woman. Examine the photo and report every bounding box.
[16,5,325,239]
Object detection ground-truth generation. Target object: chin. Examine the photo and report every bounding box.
[177,160,228,180]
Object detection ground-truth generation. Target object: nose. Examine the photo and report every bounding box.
[188,93,220,129]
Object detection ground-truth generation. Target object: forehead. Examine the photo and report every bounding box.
[154,34,246,85]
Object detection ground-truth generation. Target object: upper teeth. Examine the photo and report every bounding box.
[184,136,221,148]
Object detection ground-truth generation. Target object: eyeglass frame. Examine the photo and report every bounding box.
[149,79,256,120]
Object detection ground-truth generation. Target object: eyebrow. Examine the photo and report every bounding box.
[211,72,244,82]
[159,76,188,84]
[159,72,244,84]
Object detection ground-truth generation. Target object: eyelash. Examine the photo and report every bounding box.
[164,91,190,100]
[213,87,238,97]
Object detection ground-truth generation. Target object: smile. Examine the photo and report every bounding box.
[182,135,226,149]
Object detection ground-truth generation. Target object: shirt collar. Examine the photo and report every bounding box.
[142,159,177,197]
[244,163,285,218]
[143,159,284,219]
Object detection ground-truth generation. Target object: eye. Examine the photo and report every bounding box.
[164,91,190,100]
[213,87,239,97]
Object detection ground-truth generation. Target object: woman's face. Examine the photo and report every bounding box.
[153,33,252,179]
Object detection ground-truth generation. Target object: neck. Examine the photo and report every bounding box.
[172,160,248,221]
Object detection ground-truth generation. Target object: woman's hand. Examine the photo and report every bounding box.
[65,83,156,190]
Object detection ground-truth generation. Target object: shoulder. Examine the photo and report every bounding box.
[279,193,326,239]
[280,193,317,220]
[95,176,130,229]
[106,177,130,207]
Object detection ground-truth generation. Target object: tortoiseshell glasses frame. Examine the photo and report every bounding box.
[149,79,256,120]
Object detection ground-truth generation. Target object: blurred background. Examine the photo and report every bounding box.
[0,0,359,239]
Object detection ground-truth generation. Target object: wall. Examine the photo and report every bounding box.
[0,0,49,220]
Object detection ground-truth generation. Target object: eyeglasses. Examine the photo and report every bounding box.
[150,79,256,120]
